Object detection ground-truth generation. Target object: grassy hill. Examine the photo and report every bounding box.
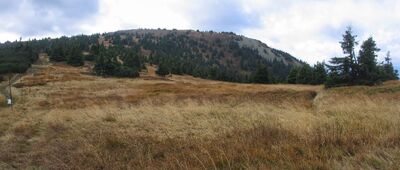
[0,62,399,169]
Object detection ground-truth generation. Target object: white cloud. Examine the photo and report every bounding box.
[0,0,99,40]
[80,0,191,34]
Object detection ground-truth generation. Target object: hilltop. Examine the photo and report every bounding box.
[115,29,303,66]
[0,60,399,169]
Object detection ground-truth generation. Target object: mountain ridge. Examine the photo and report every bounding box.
[112,28,303,66]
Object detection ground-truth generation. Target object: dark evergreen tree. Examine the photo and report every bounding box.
[93,45,112,76]
[312,62,327,85]
[340,27,358,82]
[50,42,66,62]
[94,54,106,76]
[90,44,100,55]
[113,35,121,44]
[325,71,341,88]
[156,63,170,76]
[379,51,399,81]
[253,66,269,83]
[116,66,139,77]
[67,45,84,67]
[0,40,40,74]
[124,51,141,69]
[287,63,326,85]
[357,37,380,85]
[326,27,358,87]
[287,67,299,84]
[296,65,313,84]
[328,27,357,86]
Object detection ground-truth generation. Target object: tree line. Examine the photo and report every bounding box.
[0,39,42,74]
[287,62,327,85]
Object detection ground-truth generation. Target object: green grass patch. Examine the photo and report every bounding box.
[103,115,117,122]
[366,86,400,95]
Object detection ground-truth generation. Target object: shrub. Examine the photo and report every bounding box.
[156,64,170,76]
[67,54,84,67]
[0,63,30,74]
[84,54,96,61]
[116,66,139,78]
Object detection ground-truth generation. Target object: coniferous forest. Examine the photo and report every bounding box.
[324,27,398,87]
[0,30,301,83]
[0,28,398,86]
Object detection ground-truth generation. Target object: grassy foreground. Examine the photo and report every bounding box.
[0,64,399,169]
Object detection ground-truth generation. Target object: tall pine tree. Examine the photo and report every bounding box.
[326,27,358,87]
[357,37,380,85]
[379,52,399,81]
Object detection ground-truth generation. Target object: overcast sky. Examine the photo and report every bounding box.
[1,0,399,70]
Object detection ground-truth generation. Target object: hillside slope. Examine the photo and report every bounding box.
[110,29,304,82]
[0,63,399,169]
[117,29,303,66]
[0,29,305,83]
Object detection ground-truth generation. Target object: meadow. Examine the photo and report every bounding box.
[0,64,399,169]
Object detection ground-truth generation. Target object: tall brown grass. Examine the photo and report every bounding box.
[0,95,5,107]
[0,65,399,169]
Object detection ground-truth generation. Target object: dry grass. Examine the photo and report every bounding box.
[0,95,6,108]
[0,64,399,169]
[13,64,94,88]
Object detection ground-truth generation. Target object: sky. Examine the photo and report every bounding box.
[1,0,399,71]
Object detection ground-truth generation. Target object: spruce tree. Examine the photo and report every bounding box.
[94,53,106,76]
[50,42,66,62]
[296,65,313,84]
[94,45,117,76]
[156,63,170,76]
[326,27,358,86]
[124,51,141,69]
[287,67,299,84]
[312,62,327,85]
[253,66,269,83]
[340,26,358,82]
[117,66,139,77]
[380,52,399,81]
[67,45,84,67]
[357,37,380,85]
